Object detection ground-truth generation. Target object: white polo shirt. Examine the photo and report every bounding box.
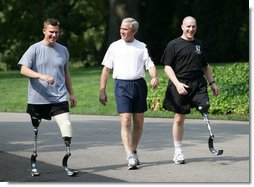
[102,39,155,80]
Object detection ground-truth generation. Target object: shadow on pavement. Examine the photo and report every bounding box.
[0,151,125,182]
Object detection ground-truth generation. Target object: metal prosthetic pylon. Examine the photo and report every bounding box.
[30,117,41,176]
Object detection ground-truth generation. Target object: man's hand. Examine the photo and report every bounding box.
[176,82,189,95]
[211,83,220,96]
[69,95,77,108]
[40,74,55,85]
[150,77,158,89]
[99,89,108,106]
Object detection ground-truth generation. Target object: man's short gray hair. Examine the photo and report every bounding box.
[122,17,139,31]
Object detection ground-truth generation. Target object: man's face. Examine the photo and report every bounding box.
[181,19,197,41]
[43,24,59,46]
[120,21,136,42]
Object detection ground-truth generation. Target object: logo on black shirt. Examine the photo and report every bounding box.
[195,45,202,54]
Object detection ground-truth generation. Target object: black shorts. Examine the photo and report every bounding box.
[163,77,210,114]
[114,78,148,113]
[27,101,69,120]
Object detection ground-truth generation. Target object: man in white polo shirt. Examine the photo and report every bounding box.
[99,17,158,170]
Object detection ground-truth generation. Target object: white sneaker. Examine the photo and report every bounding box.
[127,155,138,170]
[133,150,141,165]
[173,151,185,165]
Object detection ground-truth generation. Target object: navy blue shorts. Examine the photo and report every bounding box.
[163,77,210,114]
[27,101,69,120]
[114,78,148,113]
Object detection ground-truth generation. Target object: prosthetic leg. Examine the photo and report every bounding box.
[62,137,79,176]
[30,117,41,176]
[55,113,79,176]
[30,113,78,176]
[197,106,223,156]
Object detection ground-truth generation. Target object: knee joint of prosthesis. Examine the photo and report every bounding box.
[54,113,73,138]
[197,104,210,114]
[63,137,72,146]
[31,116,41,128]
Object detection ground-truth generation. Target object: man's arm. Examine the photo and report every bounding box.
[65,66,77,108]
[164,65,189,95]
[20,65,55,84]
[148,66,158,89]
[99,66,110,106]
[202,64,219,96]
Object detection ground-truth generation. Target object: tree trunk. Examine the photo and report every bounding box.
[108,0,139,45]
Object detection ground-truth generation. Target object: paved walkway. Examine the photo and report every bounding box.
[0,112,250,183]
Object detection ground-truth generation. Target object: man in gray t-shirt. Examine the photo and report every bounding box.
[17,18,78,176]
[18,40,69,104]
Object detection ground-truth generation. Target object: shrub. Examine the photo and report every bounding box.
[147,63,249,115]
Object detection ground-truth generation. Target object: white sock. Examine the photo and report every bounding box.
[174,141,182,153]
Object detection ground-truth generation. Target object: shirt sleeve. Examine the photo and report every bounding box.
[200,44,208,67]
[143,47,155,70]
[194,39,208,67]
[160,42,175,67]
[17,46,35,69]
[64,47,69,70]
[101,45,113,69]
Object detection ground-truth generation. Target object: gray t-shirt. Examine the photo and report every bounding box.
[18,41,69,104]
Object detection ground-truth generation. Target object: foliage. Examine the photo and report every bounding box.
[0,0,249,70]
[139,0,248,64]
[147,63,249,116]
[0,63,249,121]
[208,63,249,115]
[0,0,107,70]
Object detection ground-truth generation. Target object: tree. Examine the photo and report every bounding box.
[0,0,249,70]
[138,0,248,63]
[0,0,107,69]
[107,0,140,44]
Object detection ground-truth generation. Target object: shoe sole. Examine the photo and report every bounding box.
[128,165,138,170]
[174,160,185,165]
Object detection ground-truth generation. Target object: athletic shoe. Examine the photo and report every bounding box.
[133,150,141,165]
[173,151,185,165]
[127,155,138,170]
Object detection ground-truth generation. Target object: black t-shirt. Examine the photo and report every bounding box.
[160,37,208,80]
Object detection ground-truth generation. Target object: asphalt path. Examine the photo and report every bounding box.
[0,112,249,184]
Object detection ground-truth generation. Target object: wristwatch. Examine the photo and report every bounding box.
[209,81,215,85]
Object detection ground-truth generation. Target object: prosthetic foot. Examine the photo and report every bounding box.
[30,117,41,176]
[62,137,79,176]
[197,106,223,156]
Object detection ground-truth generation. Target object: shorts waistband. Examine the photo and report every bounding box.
[115,78,144,82]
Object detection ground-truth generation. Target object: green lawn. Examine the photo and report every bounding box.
[0,63,249,121]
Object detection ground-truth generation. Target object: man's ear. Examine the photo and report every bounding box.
[181,25,184,31]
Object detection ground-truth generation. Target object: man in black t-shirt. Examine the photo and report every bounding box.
[160,16,219,165]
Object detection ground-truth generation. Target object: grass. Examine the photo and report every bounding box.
[0,65,249,121]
